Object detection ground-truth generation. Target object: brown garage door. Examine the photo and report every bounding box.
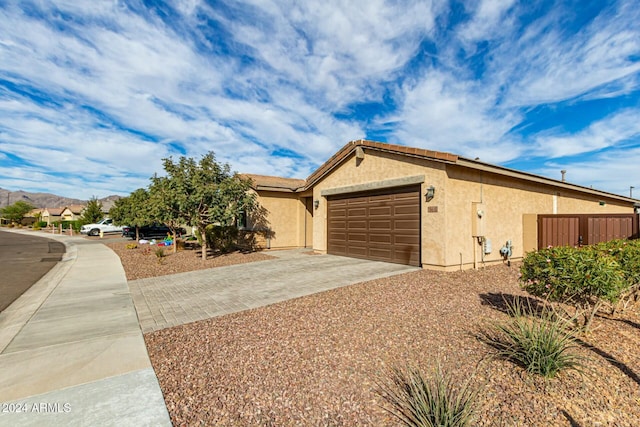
[327,186,420,266]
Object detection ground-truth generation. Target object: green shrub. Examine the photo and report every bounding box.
[61,220,82,232]
[154,247,165,258]
[377,364,477,427]
[154,247,165,264]
[205,225,238,253]
[36,221,48,228]
[520,244,629,329]
[593,239,640,287]
[481,298,583,378]
[521,245,627,304]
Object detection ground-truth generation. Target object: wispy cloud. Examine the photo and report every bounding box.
[532,109,640,158]
[0,0,639,200]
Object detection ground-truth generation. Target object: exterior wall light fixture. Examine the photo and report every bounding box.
[425,185,435,202]
[314,200,320,209]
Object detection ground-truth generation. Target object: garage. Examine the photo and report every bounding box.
[327,186,421,266]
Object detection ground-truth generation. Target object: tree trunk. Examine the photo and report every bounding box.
[173,231,177,254]
[201,228,208,260]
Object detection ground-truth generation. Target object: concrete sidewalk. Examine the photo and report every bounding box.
[0,230,171,426]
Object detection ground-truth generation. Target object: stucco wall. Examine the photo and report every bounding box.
[253,190,307,248]
[257,147,634,269]
[311,150,448,267]
[443,166,634,270]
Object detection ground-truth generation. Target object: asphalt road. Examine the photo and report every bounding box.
[0,229,65,312]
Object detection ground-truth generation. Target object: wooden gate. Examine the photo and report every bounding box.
[538,214,639,249]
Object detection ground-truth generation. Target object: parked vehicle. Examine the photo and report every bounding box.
[122,224,186,240]
[80,218,123,236]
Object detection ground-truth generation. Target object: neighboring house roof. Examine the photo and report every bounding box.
[242,174,306,193]
[101,200,115,213]
[303,139,638,204]
[25,208,44,217]
[65,204,85,214]
[43,207,64,216]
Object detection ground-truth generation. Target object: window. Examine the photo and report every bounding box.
[237,210,248,229]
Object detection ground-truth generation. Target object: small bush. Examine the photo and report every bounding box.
[481,297,583,378]
[520,244,630,329]
[205,225,238,253]
[377,364,477,427]
[593,239,640,287]
[154,247,165,258]
[61,220,82,232]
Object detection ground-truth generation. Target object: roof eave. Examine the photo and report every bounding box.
[304,139,457,190]
[457,157,639,204]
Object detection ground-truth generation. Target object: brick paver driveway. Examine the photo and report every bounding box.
[128,249,418,332]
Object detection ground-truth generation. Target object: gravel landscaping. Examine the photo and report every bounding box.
[129,255,640,426]
[107,241,276,281]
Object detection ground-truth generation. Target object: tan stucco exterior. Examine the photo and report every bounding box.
[251,190,313,249]
[42,208,63,225]
[442,165,632,270]
[247,140,638,269]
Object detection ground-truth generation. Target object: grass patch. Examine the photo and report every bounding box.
[377,363,477,427]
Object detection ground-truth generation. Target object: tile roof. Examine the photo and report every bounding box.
[305,139,458,188]
[241,174,306,192]
[44,207,64,215]
[65,204,85,214]
[242,140,636,204]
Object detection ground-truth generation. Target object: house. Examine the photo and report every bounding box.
[41,207,64,225]
[22,208,44,226]
[61,205,85,221]
[244,140,639,270]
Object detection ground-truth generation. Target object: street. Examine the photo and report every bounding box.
[0,229,65,312]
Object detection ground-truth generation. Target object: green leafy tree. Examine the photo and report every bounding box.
[152,152,257,259]
[80,197,104,224]
[147,176,187,254]
[0,200,34,223]
[109,188,151,241]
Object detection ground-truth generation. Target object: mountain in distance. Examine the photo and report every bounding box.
[0,188,121,210]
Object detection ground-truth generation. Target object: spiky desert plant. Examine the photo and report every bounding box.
[377,363,477,427]
[481,297,584,378]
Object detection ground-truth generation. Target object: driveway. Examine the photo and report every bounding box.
[129,249,418,333]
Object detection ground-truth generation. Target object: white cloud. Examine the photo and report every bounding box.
[538,147,640,196]
[458,0,517,43]
[393,71,523,162]
[531,109,640,159]
[0,0,639,200]
[501,1,640,105]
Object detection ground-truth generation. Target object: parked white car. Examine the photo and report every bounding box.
[80,218,123,236]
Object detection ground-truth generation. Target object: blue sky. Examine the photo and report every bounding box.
[0,0,639,200]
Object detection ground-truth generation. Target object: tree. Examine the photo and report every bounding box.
[152,152,257,259]
[0,200,34,223]
[80,197,104,224]
[147,176,186,254]
[109,188,151,241]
